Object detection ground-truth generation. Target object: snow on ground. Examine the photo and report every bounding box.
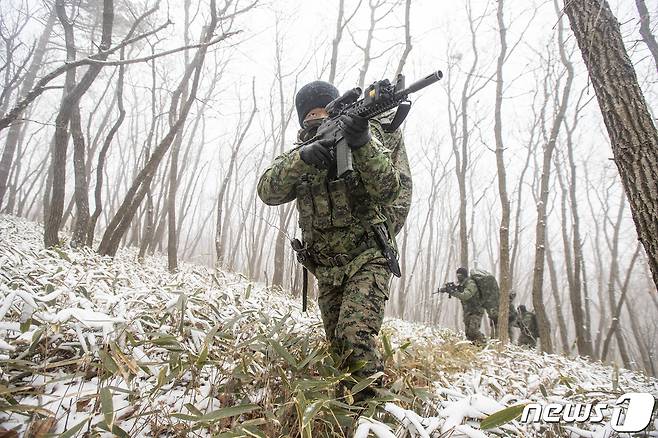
[0,215,656,437]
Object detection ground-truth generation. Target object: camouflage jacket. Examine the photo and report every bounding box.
[516,310,539,338]
[453,277,479,302]
[257,116,411,287]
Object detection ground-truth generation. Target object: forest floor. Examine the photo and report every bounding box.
[0,215,657,437]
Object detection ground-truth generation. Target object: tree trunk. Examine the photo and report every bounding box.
[99,15,220,256]
[70,104,90,246]
[547,244,571,353]
[0,9,55,207]
[635,0,658,72]
[87,57,126,245]
[601,244,641,362]
[44,0,114,247]
[166,0,192,272]
[602,192,631,368]
[564,0,658,291]
[564,125,593,356]
[394,0,412,78]
[530,2,575,353]
[215,79,257,265]
[494,0,511,343]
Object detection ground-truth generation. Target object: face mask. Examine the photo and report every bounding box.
[302,117,325,131]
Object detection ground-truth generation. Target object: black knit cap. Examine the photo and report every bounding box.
[295,80,339,126]
[456,267,468,276]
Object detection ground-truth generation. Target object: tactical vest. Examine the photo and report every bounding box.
[293,114,410,269]
[295,171,386,247]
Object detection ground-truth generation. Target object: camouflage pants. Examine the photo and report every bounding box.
[317,261,390,380]
[518,333,537,348]
[463,307,486,344]
[462,302,513,342]
[485,303,515,339]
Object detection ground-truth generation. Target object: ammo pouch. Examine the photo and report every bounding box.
[311,181,331,229]
[296,179,314,230]
[297,176,356,234]
[328,179,352,227]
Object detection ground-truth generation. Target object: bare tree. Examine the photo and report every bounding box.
[493,0,512,343]
[635,0,658,72]
[529,1,576,353]
[166,0,193,271]
[328,0,362,83]
[215,78,257,265]
[394,0,412,78]
[444,1,494,269]
[0,7,55,208]
[564,0,658,291]
[352,0,402,90]
[44,0,115,247]
[98,0,244,257]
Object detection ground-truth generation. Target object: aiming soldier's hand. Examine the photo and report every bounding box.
[299,138,333,169]
[339,114,371,149]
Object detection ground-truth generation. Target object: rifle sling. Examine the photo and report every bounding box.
[302,267,308,312]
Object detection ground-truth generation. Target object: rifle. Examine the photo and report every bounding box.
[436,281,461,298]
[516,307,539,340]
[302,69,443,178]
[300,70,442,278]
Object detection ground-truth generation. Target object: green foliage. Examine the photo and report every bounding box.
[481,403,528,429]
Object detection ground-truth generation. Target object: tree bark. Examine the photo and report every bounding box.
[564,0,658,291]
[70,104,90,246]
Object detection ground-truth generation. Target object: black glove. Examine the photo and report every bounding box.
[299,138,333,169]
[339,114,371,149]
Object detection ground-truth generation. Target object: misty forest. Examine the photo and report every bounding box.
[1,0,657,436]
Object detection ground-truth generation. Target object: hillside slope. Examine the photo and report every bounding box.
[0,215,656,437]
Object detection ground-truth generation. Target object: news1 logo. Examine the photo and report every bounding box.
[520,392,656,432]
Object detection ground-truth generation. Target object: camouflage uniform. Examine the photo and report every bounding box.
[257,115,410,381]
[452,277,486,344]
[516,308,539,348]
[452,274,515,343]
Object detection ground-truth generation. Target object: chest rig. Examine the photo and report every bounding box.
[295,170,378,248]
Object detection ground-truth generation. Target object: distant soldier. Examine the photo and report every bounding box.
[515,305,539,348]
[440,267,516,344]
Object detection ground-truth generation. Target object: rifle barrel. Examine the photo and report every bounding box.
[397,70,443,98]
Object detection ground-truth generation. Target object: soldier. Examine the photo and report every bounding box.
[515,305,539,348]
[448,267,516,344]
[257,80,411,400]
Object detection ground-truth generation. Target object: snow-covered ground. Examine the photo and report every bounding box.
[0,215,656,437]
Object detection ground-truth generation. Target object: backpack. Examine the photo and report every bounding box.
[371,113,412,235]
[470,269,499,299]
